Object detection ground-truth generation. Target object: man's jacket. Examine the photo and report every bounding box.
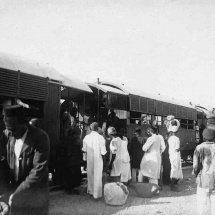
[0,124,50,207]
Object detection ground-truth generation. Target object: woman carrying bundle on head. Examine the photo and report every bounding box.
[167,119,183,192]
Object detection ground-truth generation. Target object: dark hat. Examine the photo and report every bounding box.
[3,105,25,117]
[203,128,215,141]
[90,122,98,131]
[135,128,141,133]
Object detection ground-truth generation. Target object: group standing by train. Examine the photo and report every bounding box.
[59,104,185,199]
[0,52,212,215]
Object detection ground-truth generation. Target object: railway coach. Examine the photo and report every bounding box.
[86,81,199,160]
[0,52,92,185]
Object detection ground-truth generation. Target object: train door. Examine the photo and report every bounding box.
[39,82,61,184]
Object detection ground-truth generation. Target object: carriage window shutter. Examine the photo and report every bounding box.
[176,106,182,118]
[156,101,163,115]
[19,72,47,101]
[148,99,155,114]
[169,104,176,116]
[140,97,147,113]
[108,93,118,108]
[163,102,170,116]
[192,109,197,120]
[187,108,193,120]
[0,69,18,97]
[117,94,127,111]
[182,107,188,119]
[130,95,140,112]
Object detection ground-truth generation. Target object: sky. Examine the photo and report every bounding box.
[0,0,215,109]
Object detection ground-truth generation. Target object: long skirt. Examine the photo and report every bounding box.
[64,165,82,190]
[120,162,131,183]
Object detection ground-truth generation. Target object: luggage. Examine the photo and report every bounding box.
[131,182,159,198]
[104,182,129,206]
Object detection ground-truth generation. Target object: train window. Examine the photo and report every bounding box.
[180,119,187,129]
[188,120,194,129]
[115,110,127,119]
[162,116,167,127]
[130,111,141,124]
[130,112,152,125]
[155,116,162,126]
[139,114,152,125]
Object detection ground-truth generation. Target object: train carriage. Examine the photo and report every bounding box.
[86,81,198,160]
[0,52,92,185]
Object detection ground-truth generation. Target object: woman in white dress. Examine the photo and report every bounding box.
[139,125,162,185]
[168,119,183,192]
[108,127,131,183]
[107,127,122,182]
[118,128,131,183]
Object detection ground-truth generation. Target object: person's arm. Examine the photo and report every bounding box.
[82,138,87,170]
[193,147,202,177]
[0,131,10,195]
[176,139,186,152]
[108,154,116,172]
[99,136,107,172]
[160,135,166,153]
[107,139,117,172]
[142,137,153,152]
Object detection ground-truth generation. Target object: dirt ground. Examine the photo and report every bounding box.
[49,166,197,215]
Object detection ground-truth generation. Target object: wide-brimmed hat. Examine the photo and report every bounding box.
[3,105,25,117]
[203,128,215,141]
[107,127,116,135]
[168,119,180,132]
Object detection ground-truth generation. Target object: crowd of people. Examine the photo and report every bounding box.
[60,112,185,201]
[1,103,215,215]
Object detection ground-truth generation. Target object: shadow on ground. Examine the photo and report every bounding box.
[49,166,197,215]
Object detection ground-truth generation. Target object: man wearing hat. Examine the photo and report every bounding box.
[82,122,107,199]
[0,105,50,215]
[193,128,215,215]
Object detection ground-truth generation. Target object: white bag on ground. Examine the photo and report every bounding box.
[104,182,129,205]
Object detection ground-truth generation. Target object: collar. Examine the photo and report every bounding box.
[18,128,28,142]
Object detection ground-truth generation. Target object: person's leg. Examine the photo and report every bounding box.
[132,168,137,182]
[170,178,180,192]
[196,186,210,215]
[210,189,215,215]
[137,171,144,182]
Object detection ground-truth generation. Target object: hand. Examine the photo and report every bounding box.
[106,164,112,175]
[8,194,14,206]
[83,161,87,171]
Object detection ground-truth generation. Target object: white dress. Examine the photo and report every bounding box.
[82,131,107,199]
[110,137,123,177]
[140,134,162,179]
[119,137,131,182]
[168,135,183,179]
[110,136,131,182]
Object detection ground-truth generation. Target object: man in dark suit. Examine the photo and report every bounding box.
[0,105,50,215]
